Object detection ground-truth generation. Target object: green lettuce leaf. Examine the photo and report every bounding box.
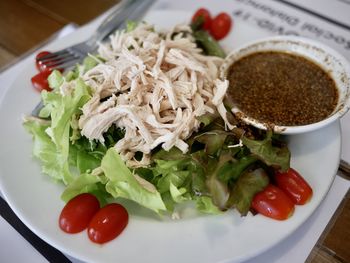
[205,156,231,210]
[26,78,92,184]
[218,155,258,183]
[196,112,220,127]
[44,79,91,183]
[58,55,100,83]
[151,147,187,161]
[161,192,176,211]
[156,170,189,194]
[242,132,290,171]
[126,20,138,32]
[194,130,228,156]
[227,168,269,216]
[101,148,166,213]
[23,118,64,181]
[39,90,61,118]
[48,70,64,90]
[151,154,208,211]
[169,183,190,203]
[61,172,109,205]
[46,79,91,148]
[82,56,99,72]
[69,144,101,173]
[196,196,222,214]
[65,69,79,82]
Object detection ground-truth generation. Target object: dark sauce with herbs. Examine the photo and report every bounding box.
[227,51,338,126]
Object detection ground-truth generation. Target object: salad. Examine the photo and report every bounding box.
[24,9,312,243]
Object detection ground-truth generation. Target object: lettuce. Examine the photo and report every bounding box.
[242,131,290,171]
[196,196,222,214]
[25,77,92,184]
[126,20,138,32]
[227,168,269,215]
[48,70,64,90]
[23,119,64,181]
[61,172,109,205]
[101,148,166,213]
[69,144,101,173]
[217,155,257,183]
[46,79,91,183]
[194,130,228,156]
[82,56,99,72]
[169,183,190,203]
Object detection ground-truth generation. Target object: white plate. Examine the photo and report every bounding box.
[0,10,341,263]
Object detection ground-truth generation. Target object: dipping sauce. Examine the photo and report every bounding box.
[227,51,338,126]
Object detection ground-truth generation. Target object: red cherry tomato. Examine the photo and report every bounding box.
[252,184,295,220]
[88,203,129,244]
[275,168,313,205]
[36,51,52,72]
[210,12,232,40]
[59,193,100,234]
[192,8,212,30]
[31,70,52,92]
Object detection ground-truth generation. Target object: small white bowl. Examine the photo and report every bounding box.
[220,36,350,134]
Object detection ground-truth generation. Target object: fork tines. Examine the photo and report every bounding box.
[37,49,81,70]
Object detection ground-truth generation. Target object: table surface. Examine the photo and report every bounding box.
[0,1,349,262]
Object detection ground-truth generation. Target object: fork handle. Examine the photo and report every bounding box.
[87,0,154,46]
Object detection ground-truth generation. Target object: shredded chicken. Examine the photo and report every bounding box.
[78,23,233,167]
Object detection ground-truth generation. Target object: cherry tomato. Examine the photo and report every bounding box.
[192,8,212,30]
[88,203,129,244]
[275,168,313,205]
[210,12,232,40]
[31,70,52,92]
[252,184,295,220]
[35,51,52,72]
[59,193,100,234]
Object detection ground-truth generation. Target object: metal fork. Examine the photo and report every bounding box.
[36,0,155,70]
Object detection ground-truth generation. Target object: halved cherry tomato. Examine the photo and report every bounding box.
[252,184,295,220]
[210,12,232,40]
[275,168,313,205]
[59,193,100,234]
[88,203,128,244]
[35,51,52,72]
[192,8,212,30]
[31,70,52,92]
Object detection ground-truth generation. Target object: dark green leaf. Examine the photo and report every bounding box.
[205,154,232,209]
[191,150,209,168]
[76,149,101,173]
[196,112,220,127]
[242,131,290,171]
[228,168,269,216]
[190,15,205,31]
[193,30,226,58]
[188,160,208,196]
[152,147,187,161]
[161,192,176,211]
[134,167,154,182]
[207,175,229,209]
[195,131,228,156]
[218,155,258,183]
